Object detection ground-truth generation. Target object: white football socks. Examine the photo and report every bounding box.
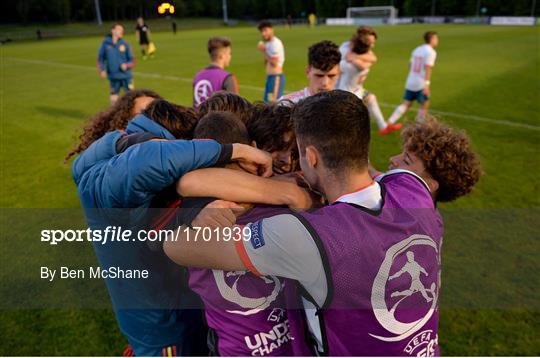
[367,96,387,130]
[388,103,408,124]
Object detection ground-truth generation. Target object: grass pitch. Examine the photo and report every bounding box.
[1,23,539,355]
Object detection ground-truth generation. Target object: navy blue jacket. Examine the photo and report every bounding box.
[97,35,135,80]
[72,115,230,350]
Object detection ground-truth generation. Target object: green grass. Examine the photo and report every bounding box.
[1,24,539,355]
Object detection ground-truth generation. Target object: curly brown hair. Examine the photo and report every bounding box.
[65,89,161,161]
[402,119,482,202]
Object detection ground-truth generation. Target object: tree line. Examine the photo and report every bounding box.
[2,0,537,24]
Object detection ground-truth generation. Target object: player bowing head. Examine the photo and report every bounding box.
[197,91,254,124]
[280,40,341,103]
[141,99,198,139]
[247,102,296,174]
[388,119,481,202]
[194,111,250,145]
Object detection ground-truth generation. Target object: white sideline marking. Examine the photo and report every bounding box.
[5,57,539,131]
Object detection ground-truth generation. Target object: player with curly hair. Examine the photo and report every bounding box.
[371,118,482,202]
[65,89,161,161]
[280,40,341,103]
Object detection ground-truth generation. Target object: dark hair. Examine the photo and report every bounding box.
[247,102,294,153]
[257,20,273,31]
[293,90,370,172]
[197,91,254,124]
[308,40,341,71]
[194,111,250,145]
[65,89,161,161]
[111,23,124,30]
[424,31,438,43]
[402,118,481,202]
[142,99,198,140]
[208,36,231,60]
[350,26,377,54]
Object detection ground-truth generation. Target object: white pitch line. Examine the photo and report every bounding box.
[5,56,539,131]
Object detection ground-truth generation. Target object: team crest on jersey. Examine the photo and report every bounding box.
[213,270,282,316]
[119,44,126,52]
[194,79,213,106]
[369,234,440,348]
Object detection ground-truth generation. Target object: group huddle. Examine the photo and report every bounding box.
[76,23,482,358]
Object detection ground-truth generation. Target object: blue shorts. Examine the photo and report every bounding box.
[109,78,134,95]
[264,74,285,102]
[404,89,429,104]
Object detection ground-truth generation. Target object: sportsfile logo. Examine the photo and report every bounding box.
[244,320,292,356]
[249,221,265,250]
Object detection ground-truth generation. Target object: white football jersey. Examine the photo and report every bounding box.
[336,41,370,97]
[265,36,285,68]
[279,87,311,103]
[405,44,437,91]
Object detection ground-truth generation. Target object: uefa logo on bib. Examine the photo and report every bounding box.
[370,234,441,355]
[194,79,213,106]
[213,270,283,316]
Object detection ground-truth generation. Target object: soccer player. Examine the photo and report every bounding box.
[247,103,296,174]
[370,118,481,203]
[164,90,445,355]
[135,17,152,60]
[72,99,273,357]
[97,23,135,104]
[183,111,315,355]
[387,31,439,124]
[336,26,399,134]
[280,40,341,103]
[193,37,239,108]
[257,21,285,102]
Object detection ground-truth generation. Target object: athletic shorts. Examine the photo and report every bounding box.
[404,89,429,104]
[139,37,149,45]
[109,78,134,95]
[264,74,285,102]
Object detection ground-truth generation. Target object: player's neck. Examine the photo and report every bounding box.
[321,168,373,203]
[210,60,225,69]
[112,36,120,43]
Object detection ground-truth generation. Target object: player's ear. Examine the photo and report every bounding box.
[251,140,258,148]
[306,66,311,75]
[426,178,439,196]
[305,145,318,169]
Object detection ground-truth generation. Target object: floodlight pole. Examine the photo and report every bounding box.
[95,0,103,26]
[222,0,229,25]
[532,0,537,16]
[430,0,436,16]
[475,0,481,17]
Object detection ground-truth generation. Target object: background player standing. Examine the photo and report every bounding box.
[280,40,341,103]
[97,23,135,104]
[387,31,439,124]
[257,21,285,102]
[193,37,238,108]
[135,17,152,60]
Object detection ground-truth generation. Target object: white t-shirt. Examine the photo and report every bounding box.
[265,36,285,68]
[405,44,437,91]
[336,41,370,97]
[279,87,311,103]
